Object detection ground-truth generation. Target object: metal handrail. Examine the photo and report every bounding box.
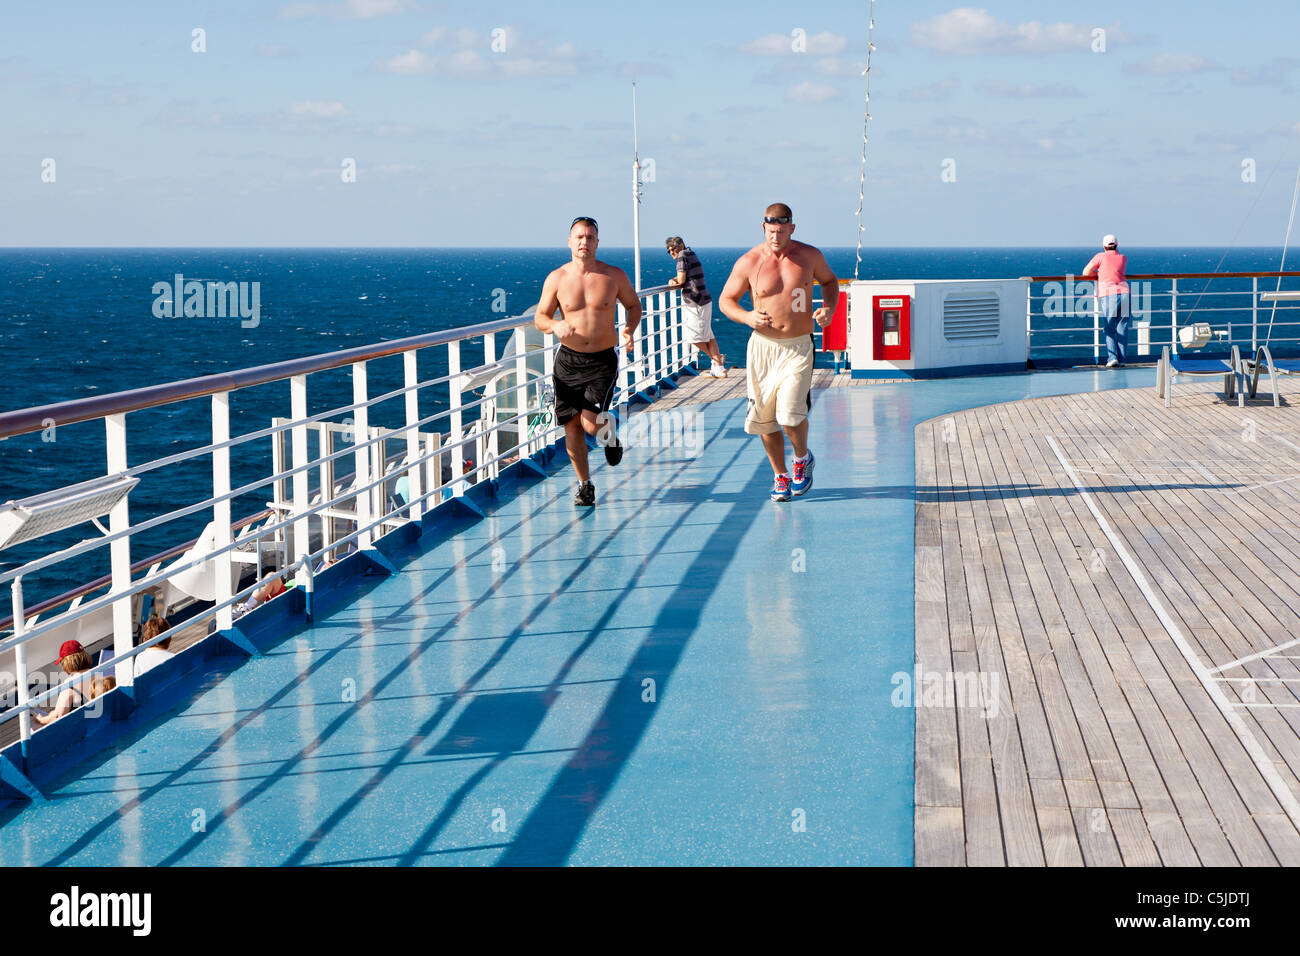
[0,508,272,633]
[1024,270,1300,282]
[0,313,537,440]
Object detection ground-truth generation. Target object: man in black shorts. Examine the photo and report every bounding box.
[534,216,642,505]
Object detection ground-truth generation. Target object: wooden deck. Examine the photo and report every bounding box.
[915,379,1300,866]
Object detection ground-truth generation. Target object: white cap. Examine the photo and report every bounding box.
[1103,234,1117,248]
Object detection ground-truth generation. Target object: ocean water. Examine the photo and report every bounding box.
[2,245,1296,609]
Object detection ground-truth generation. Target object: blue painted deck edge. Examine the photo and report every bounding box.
[0,436,574,803]
[851,361,1026,379]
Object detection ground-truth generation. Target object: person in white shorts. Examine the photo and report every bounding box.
[665,237,726,378]
[718,203,838,501]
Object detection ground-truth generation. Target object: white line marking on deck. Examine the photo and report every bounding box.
[1216,676,1300,683]
[1047,434,1300,832]
[1270,433,1300,456]
[1208,638,1300,674]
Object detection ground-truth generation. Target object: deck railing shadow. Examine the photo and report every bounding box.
[24,401,750,865]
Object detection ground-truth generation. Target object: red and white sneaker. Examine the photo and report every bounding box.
[770,473,792,501]
[791,452,814,496]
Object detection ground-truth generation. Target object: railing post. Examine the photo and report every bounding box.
[1092,285,1100,365]
[623,300,640,396]
[300,555,314,620]
[290,375,310,567]
[12,577,31,745]
[1171,277,1179,356]
[212,393,234,633]
[654,292,666,381]
[1252,276,1259,353]
[105,413,133,687]
[352,360,373,545]
[514,337,532,458]
[673,290,685,372]
[423,434,441,507]
[447,341,464,498]
[483,332,499,479]
[541,332,557,444]
[319,427,335,555]
[403,351,424,522]
[1025,282,1033,359]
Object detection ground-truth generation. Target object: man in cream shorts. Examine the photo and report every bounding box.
[718,202,838,501]
[665,236,726,377]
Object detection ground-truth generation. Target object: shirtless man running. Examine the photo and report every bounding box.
[718,203,838,501]
[534,216,642,506]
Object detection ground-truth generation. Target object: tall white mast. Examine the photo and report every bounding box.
[632,81,643,292]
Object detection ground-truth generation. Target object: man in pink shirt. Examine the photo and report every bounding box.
[1082,234,1130,367]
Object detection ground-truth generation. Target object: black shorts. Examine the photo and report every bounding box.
[553,346,619,425]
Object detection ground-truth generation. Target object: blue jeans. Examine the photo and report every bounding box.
[1100,292,1131,364]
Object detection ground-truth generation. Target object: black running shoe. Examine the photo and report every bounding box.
[604,438,623,466]
[574,480,596,507]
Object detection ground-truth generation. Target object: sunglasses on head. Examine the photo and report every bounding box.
[570,216,598,230]
[763,215,792,224]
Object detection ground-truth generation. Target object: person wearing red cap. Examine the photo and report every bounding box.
[31,640,98,726]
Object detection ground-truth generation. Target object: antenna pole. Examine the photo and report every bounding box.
[632,82,642,292]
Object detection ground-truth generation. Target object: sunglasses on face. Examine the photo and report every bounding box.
[570,217,598,230]
[763,216,792,225]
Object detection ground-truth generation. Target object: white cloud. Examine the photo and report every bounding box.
[1231,57,1300,88]
[741,31,848,56]
[911,8,1120,55]
[977,81,1083,98]
[344,0,407,18]
[278,2,322,18]
[1123,54,1220,76]
[900,78,958,102]
[811,58,864,76]
[619,60,672,78]
[446,49,490,75]
[379,50,436,74]
[277,0,409,19]
[380,25,592,78]
[895,117,991,144]
[787,82,839,104]
[290,100,348,118]
[500,57,577,77]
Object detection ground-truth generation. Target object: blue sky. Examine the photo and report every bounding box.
[3,0,1299,247]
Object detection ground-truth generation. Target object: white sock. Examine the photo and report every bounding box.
[794,452,811,464]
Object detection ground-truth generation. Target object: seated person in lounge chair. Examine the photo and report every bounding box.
[31,641,111,726]
[134,614,176,677]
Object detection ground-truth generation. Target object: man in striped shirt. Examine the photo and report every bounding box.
[666,237,727,378]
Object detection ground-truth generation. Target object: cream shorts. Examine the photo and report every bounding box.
[682,300,713,343]
[744,334,814,435]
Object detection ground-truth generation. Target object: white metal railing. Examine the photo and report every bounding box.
[0,284,688,747]
[1023,272,1300,364]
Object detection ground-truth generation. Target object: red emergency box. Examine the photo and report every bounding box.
[872,295,911,360]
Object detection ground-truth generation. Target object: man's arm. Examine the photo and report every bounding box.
[667,258,686,289]
[718,254,771,329]
[615,268,642,352]
[811,249,839,327]
[1081,254,1100,277]
[532,271,571,339]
